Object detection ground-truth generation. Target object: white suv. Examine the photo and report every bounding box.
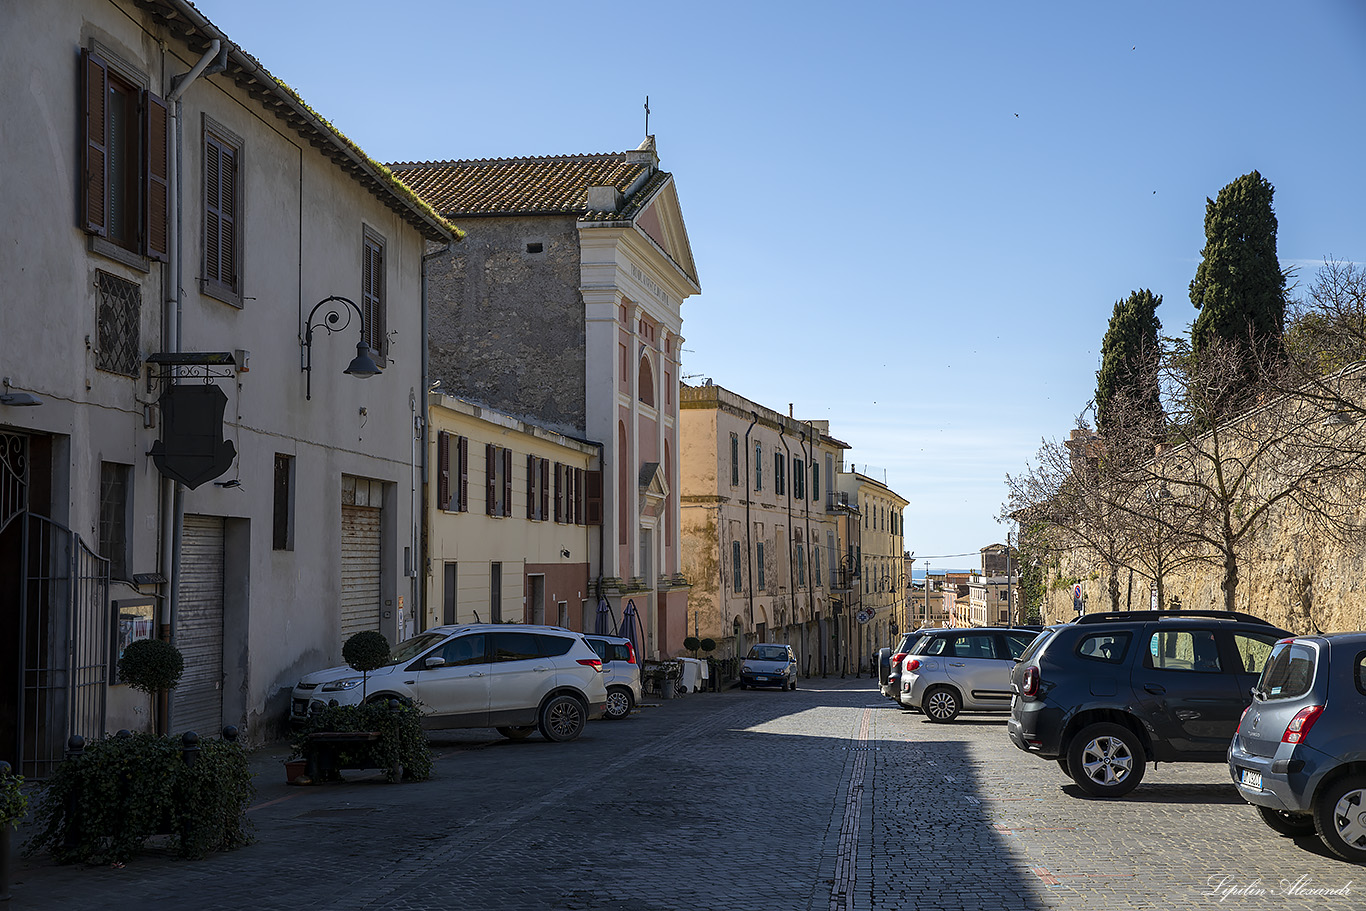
[291,624,607,741]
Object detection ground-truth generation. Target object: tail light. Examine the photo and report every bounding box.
[625,641,637,664]
[891,653,907,671]
[1022,666,1040,697]
[1282,705,1324,744]
[905,658,921,672]
[578,658,604,672]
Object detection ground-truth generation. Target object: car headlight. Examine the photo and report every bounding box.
[321,677,364,692]
[742,665,755,674]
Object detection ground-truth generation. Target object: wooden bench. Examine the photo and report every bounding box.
[302,731,398,782]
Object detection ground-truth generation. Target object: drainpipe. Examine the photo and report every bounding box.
[801,427,815,657]
[158,40,223,732]
[418,243,451,631]
[779,427,794,639]
[743,411,758,636]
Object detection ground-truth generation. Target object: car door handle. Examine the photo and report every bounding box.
[1144,683,1165,695]
[532,665,550,672]
[949,662,966,667]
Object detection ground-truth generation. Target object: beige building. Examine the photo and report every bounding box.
[424,393,596,634]
[1,0,458,773]
[679,382,849,674]
[980,542,1020,626]
[837,468,907,672]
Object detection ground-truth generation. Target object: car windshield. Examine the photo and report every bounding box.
[747,646,789,662]
[387,631,450,666]
[1256,641,1317,700]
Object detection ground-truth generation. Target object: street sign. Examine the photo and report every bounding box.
[1072,583,1084,613]
[855,609,872,625]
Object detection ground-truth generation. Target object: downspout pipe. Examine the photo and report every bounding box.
[801,427,815,640]
[418,242,452,630]
[779,429,794,637]
[743,411,758,637]
[159,40,223,731]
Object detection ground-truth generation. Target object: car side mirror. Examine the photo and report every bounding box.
[425,656,447,669]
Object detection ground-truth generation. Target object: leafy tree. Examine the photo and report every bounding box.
[1189,170,1288,410]
[1096,289,1164,436]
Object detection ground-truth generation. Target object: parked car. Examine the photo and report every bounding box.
[584,633,643,720]
[1008,610,1291,796]
[291,624,607,742]
[1229,631,1366,862]
[739,643,798,690]
[877,647,892,694]
[885,629,930,700]
[898,627,1040,721]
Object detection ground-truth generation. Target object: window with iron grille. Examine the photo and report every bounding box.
[99,462,131,580]
[95,270,141,376]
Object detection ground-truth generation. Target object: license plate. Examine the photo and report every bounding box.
[1241,769,1263,790]
[755,676,768,682]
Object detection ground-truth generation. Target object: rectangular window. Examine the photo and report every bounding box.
[732,541,743,593]
[273,454,294,550]
[730,433,739,487]
[554,463,564,523]
[796,545,805,587]
[754,442,763,491]
[574,467,585,525]
[774,453,785,496]
[99,462,131,580]
[361,226,386,364]
[812,459,820,502]
[95,271,141,377]
[202,120,241,303]
[486,444,512,516]
[793,457,805,500]
[814,544,822,585]
[527,455,550,521]
[81,48,168,262]
[443,562,458,625]
[757,541,766,591]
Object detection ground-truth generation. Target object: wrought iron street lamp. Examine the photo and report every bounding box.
[301,296,381,400]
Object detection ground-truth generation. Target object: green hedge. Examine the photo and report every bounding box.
[290,701,432,782]
[25,732,254,864]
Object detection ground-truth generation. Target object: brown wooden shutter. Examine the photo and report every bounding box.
[585,470,603,526]
[82,50,109,236]
[457,436,469,512]
[362,234,385,361]
[540,458,550,521]
[502,448,513,517]
[144,92,169,261]
[526,454,536,519]
[575,468,585,525]
[485,444,496,514]
[437,431,450,510]
[204,138,222,284]
[554,463,563,523]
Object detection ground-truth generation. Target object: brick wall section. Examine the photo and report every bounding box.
[425,216,586,435]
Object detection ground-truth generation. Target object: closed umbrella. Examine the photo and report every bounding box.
[618,599,643,660]
[594,597,613,636]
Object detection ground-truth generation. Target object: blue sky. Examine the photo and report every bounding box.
[202,0,1366,568]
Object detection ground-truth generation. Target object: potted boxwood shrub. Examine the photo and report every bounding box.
[342,630,391,701]
[118,639,184,736]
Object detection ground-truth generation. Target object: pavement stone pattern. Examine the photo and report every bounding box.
[4,677,1362,910]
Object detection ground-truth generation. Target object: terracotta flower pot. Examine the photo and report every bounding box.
[284,759,308,784]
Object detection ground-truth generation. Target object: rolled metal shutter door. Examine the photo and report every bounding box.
[341,504,381,639]
[175,515,225,738]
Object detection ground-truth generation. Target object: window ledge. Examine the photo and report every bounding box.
[89,236,150,273]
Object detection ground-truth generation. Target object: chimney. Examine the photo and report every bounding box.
[586,186,623,213]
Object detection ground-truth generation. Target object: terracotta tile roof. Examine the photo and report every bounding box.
[388,153,662,219]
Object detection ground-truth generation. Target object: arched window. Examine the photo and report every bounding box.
[637,355,655,407]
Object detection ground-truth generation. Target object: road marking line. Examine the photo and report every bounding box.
[829,708,871,911]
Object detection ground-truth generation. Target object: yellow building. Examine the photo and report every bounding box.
[837,468,908,672]
[425,393,597,633]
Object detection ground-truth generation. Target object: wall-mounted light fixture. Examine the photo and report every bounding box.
[560,548,571,559]
[0,377,42,407]
[302,296,381,400]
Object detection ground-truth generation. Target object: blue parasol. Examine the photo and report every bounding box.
[618,599,643,659]
[594,597,614,636]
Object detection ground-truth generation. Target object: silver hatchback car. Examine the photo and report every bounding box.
[1230,631,1366,862]
[899,627,1039,721]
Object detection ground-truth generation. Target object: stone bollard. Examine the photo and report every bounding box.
[181,731,201,768]
[221,726,239,743]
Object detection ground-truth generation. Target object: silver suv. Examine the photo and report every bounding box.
[584,634,643,720]
[1230,631,1366,861]
[899,627,1039,721]
[291,624,607,742]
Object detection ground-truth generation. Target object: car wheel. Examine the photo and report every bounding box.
[1313,774,1366,862]
[538,694,587,742]
[1256,805,1316,837]
[1067,722,1145,797]
[604,686,634,720]
[923,686,961,722]
[497,726,534,740]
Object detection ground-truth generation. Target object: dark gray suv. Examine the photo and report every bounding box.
[1229,632,1366,862]
[1009,610,1291,797]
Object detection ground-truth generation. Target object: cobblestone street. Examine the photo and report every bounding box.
[7,678,1361,910]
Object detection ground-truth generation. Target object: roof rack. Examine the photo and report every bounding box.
[1074,610,1274,627]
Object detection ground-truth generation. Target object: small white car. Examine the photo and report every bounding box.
[899,627,1039,721]
[291,624,607,741]
[739,643,798,691]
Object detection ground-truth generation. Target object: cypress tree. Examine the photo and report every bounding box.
[1189,170,1287,385]
[1095,289,1163,436]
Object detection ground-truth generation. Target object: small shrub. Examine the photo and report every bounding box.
[683,636,701,653]
[342,630,391,673]
[1,766,27,830]
[700,638,716,652]
[291,701,431,783]
[24,732,254,864]
[118,639,184,695]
